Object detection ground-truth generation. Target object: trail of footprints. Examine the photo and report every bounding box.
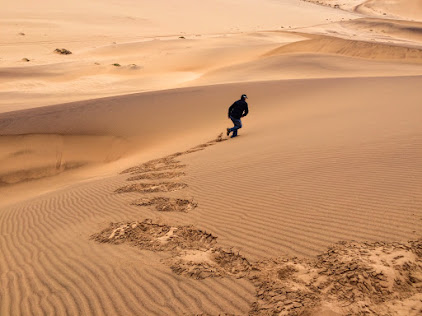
[93,134,422,315]
[115,133,225,207]
[132,197,197,213]
[92,219,251,280]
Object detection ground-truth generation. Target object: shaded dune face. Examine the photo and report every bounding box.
[265,35,422,62]
[0,134,128,185]
[355,0,422,21]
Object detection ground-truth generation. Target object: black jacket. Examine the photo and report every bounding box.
[228,99,249,119]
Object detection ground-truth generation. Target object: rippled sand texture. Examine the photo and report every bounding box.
[1,0,422,315]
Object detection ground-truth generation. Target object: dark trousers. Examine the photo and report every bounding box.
[229,116,242,137]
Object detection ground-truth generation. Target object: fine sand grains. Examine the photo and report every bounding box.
[115,182,188,194]
[94,137,422,315]
[132,197,197,213]
[92,219,422,315]
[91,219,251,280]
[2,1,422,315]
[127,171,185,181]
[250,240,422,315]
[116,134,225,209]
[91,219,217,251]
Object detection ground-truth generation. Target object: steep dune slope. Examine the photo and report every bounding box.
[1,76,421,315]
[181,76,422,259]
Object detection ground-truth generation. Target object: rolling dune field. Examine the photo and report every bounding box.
[1,0,422,315]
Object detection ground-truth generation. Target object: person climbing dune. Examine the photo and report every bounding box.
[227,94,249,138]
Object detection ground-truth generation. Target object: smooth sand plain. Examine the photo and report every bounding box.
[1,0,422,315]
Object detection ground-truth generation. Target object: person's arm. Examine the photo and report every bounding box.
[242,103,249,117]
[228,103,235,117]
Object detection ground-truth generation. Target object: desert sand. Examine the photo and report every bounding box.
[1,0,422,315]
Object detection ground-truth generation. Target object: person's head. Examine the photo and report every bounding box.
[241,94,248,100]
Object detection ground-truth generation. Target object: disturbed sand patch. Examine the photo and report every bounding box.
[115,181,188,193]
[250,240,422,315]
[92,219,217,252]
[117,134,227,208]
[120,133,225,175]
[93,218,422,314]
[132,197,197,212]
[168,248,252,280]
[92,219,251,280]
[121,157,186,175]
[107,135,422,314]
[127,171,185,181]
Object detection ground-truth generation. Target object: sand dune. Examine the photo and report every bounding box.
[267,35,422,62]
[2,76,422,315]
[356,0,422,21]
[0,0,359,111]
[1,0,422,315]
[303,0,422,21]
[0,134,128,186]
[4,29,422,111]
[344,18,422,42]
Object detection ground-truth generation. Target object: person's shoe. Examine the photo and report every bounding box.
[230,134,237,138]
[226,128,231,136]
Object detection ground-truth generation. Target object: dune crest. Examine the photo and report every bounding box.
[266,35,422,62]
[302,0,422,21]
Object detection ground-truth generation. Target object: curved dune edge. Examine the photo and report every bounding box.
[0,134,129,185]
[93,137,422,315]
[265,35,422,62]
[343,18,422,37]
[355,0,422,22]
[301,0,422,21]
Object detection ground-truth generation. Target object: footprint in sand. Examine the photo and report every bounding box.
[117,134,228,204]
[120,133,226,176]
[121,157,181,175]
[249,240,422,315]
[127,171,185,181]
[92,219,422,315]
[167,248,251,280]
[115,182,188,193]
[92,219,250,279]
[92,219,217,252]
[121,157,186,175]
[99,134,422,314]
[132,197,197,212]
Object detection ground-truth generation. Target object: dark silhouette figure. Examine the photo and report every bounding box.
[227,94,249,138]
